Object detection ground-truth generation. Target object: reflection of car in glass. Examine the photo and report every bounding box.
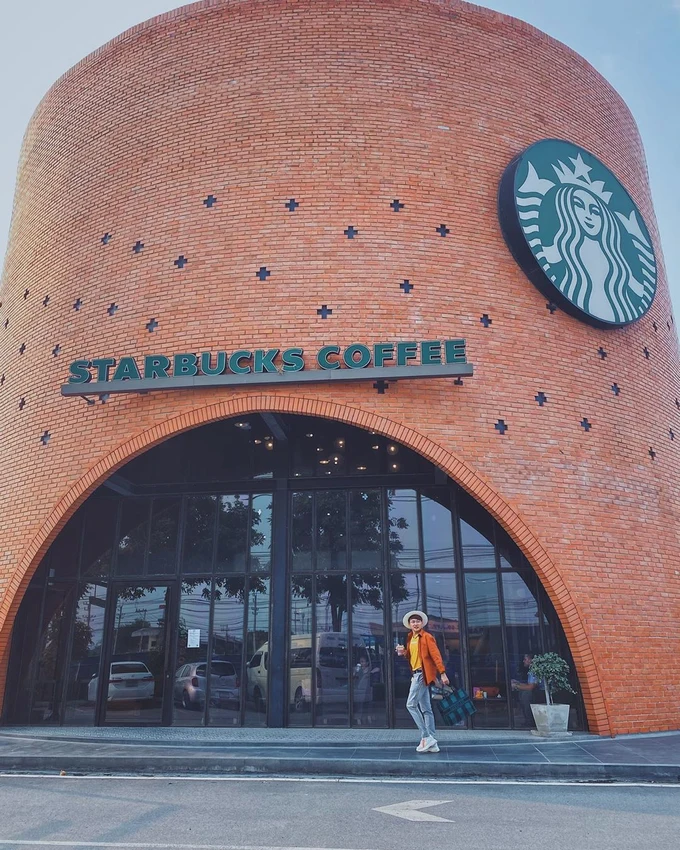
[88,661,155,703]
[249,634,369,712]
[173,661,239,710]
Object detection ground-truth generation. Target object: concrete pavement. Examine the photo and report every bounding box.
[0,727,679,782]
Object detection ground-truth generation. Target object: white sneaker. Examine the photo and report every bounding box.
[423,736,439,752]
[416,739,427,753]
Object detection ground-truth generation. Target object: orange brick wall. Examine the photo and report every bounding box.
[0,0,678,735]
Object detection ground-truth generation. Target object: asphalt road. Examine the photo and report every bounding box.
[0,776,678,850]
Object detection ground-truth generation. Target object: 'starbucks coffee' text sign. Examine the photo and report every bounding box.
[61,340,472,397]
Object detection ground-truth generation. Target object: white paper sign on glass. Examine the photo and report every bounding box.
[187,629,201,649]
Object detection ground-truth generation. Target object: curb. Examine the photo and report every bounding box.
[0,755,678,783]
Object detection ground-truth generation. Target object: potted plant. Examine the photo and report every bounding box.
[528,652,576,737]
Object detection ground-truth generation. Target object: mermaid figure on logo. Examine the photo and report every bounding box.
[517,153,656,324]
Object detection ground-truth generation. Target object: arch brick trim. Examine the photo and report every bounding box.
[0,394,611,734]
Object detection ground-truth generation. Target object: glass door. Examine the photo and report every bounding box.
[99,584,171,725]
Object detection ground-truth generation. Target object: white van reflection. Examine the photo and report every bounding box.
[247,633,369,712]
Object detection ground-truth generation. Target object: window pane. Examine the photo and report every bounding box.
[291,492,313,572]
[81,498,117,580]
[389,572,424,728]
[425,573,462,690]
[289,575,313,727]
[173,581,211,727]
[64,583,108,725]
[502,571,542,729]
[350,490,382,571]
[315,574,349,726]
[244,577,270,727]
[250,494,272,573]
[29,586,75,724]
[421,489,455,571]
[48,515,82,581]
[209,576,246,726]
[148,498,180,575]
[316,491,347,572]
[183,496,217,575]
[115,500,150,576]
[215,495,249,574]
[465,573,509,728]
[459,492,496,570]
[350,573,386,727]
[388,489,420,570]
[104,585,169,724]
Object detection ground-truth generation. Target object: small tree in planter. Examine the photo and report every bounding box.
[528,653,576,737]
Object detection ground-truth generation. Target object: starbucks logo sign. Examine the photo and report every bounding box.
[498,139,657,327]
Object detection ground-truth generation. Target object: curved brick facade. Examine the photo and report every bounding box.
[0,0,678,735]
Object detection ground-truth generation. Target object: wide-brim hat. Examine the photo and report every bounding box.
[402,610,428,629]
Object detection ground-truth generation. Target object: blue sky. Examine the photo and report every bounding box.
[1,0,678,314]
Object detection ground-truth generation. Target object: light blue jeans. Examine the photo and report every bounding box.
[406,671,436,739]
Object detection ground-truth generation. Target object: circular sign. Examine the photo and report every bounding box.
[498,139,657,328]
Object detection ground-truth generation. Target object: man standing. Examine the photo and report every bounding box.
[396,610,449,753]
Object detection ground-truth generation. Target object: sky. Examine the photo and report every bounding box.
[1,0,678,314]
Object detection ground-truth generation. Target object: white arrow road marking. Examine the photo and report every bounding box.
[373,799,454,822]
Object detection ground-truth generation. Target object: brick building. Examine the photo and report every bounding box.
[0,0,677,735]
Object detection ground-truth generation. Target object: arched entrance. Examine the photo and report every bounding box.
[4,413,585,730]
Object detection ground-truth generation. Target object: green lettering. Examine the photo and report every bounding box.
[254,348,280,373]
[396,342,418,366]
[229,350,252,374]
[68,360,92,384]
[444,339,466,363]
[144,355,171,379]
[420,341,441,365]
[282,348,304,372]
[112,357,141,381]
[173,353,198,377]
[200,351,227,376]
[373,343,394,368]
[317,345,340,370]
[91,358,115,382]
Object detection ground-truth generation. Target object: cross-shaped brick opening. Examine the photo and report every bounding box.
[400,280,413,293]
[495,419,508,435]
[174,255,188,269]
[344,226,358,239]
[580,418,592,432]
[317,305,333,319]
[436,224,450,237]
[285,198,299,212]
[256,267,271,281]
[146,318,159,333]
[203,195,217,208]
[535,392,547,406]
[390,199,404,212]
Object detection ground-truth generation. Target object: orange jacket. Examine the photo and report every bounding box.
[405,629,446,686]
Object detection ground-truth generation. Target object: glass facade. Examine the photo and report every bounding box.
[3,414,583,730]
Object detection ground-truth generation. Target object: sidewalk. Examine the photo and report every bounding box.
[0,726,678,782]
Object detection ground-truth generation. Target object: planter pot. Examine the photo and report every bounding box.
[530,703,572,738]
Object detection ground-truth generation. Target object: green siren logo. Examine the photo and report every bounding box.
[498,139,657,327]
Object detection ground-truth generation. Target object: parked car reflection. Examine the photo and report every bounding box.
[88,661,155,703]
[173,661,240,711]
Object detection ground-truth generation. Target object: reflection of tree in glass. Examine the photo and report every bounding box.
[290,491,409,630]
